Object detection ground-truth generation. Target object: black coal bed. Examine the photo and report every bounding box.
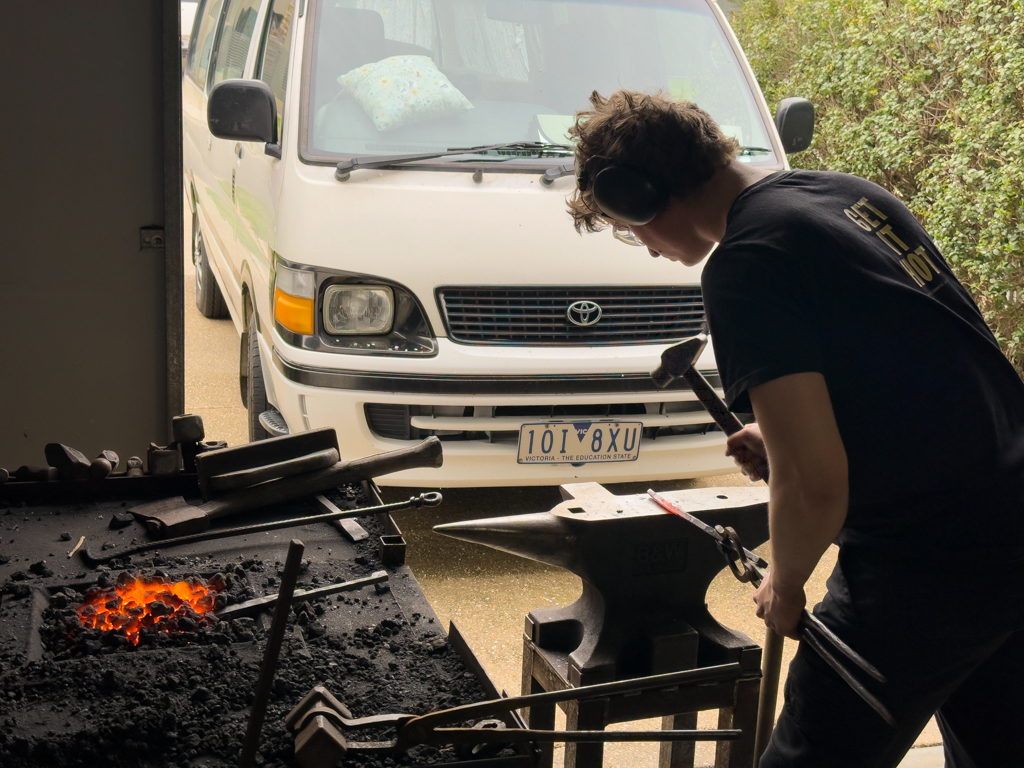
[0,479,530,768]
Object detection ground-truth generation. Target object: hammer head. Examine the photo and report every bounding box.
[651,334,708,388]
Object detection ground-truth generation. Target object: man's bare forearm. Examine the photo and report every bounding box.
[748,372,850,593]
[768,476,848,591]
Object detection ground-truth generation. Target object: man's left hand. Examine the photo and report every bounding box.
[753,570,806,639]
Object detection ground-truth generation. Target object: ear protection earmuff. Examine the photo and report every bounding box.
[578,163,670,227]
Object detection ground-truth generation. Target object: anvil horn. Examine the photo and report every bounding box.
[433,512,580,572]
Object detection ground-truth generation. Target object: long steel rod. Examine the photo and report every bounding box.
[428,727,740,745]
[238,539,304,768]
[80,492,441,566]
[405,662,745,735]
[217,571,387,620]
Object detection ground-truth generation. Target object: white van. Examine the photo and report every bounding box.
[182,0,811,487]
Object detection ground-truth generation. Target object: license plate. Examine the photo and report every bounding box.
[517,421,642,464]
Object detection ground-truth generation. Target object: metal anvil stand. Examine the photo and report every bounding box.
[437,482,770,768]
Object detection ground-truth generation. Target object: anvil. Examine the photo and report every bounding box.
[434,483,769,686]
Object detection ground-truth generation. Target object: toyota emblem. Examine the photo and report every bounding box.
[566,300,603,327]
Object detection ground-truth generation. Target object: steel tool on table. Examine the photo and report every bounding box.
[79,492,442,566]
[131,433,443,536]
[652,335,894,745]
[240,539,305,768]
[286,664,747,767]
[194,427,342,499]
[216,571,389,621]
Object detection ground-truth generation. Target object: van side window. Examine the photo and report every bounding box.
[211,0,263,86]
[187,0,225,87]
[257,0,297,137]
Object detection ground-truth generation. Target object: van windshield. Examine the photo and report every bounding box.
[303,0,777,166]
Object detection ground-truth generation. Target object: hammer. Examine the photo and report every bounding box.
[652,334,767,481]
[652,334,781,756]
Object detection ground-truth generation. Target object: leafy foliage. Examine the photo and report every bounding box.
[730,0,1024,371]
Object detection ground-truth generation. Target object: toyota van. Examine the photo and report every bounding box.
[182,0,812,486]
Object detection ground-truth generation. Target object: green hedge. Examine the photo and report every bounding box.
[729,0,1024,373]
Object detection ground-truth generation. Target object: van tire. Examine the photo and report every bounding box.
[239,327,249,408]
[193,221,229,319]
[247,308,269,442]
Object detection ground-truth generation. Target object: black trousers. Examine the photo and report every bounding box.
[760,491,1024,768]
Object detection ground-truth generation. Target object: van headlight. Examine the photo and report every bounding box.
[271,255,436,356]
[323,285,393,334]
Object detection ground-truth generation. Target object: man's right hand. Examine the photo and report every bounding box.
[725,423,769,481]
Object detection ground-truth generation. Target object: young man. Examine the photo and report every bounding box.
[569,90,1024,767]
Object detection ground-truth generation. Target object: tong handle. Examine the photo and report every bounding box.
[800,611,886,683]
[799,626,896,726]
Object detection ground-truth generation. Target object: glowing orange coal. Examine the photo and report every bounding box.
[76,574,221,645]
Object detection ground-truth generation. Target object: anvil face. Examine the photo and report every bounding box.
[434,483,770,681]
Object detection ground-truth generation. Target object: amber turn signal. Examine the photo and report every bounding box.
[274,288,315,335]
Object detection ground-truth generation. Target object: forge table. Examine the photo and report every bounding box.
[0,479,532,768]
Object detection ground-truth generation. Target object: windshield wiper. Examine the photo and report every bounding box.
[739,146,773,155]
[541,162,575,186]
[334,142,574,181]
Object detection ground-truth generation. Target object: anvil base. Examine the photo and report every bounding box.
[521,622,761,768]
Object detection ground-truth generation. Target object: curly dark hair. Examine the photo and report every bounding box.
[568,90,740,232]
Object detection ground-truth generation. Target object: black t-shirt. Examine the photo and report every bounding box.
[702,170,1024,511]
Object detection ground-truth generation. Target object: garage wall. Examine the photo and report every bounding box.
[0,2,183,470]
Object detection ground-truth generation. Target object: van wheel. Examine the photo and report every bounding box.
[239,327,249,408]
[247,309,269,442]
[193,221,229,319]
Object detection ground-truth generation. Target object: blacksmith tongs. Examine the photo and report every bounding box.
[648,490,895,726]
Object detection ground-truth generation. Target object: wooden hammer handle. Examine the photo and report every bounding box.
[203,437,443,522]
[681,368,744,436]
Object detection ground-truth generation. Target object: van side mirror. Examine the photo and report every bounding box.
[774,97,815,154]
[208,79,279,153]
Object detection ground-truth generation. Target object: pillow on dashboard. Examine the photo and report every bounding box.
[339,55,473,132]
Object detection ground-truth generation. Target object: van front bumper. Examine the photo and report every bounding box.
[264,335,739,487]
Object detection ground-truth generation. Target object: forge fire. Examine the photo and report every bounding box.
[75,573,223,645]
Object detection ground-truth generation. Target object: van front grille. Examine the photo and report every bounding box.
[437,286,705,345]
